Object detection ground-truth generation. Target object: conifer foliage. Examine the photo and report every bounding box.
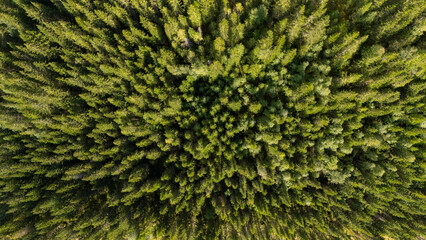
[0,0,425,239]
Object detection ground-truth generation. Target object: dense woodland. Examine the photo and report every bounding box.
[0,0,425,239]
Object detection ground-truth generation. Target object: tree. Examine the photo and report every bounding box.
[0,0,425,239]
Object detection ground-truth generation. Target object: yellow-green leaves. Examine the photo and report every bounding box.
[214,37,226,53]
[187,3,202,27]
[219,18,229,42]
[272,0,291,19]
[1,0,425,239]
[249,103,262,114]
[330,32,368,69]
[287,5,306,43]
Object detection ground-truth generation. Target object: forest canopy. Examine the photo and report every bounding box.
[0,0,425,239]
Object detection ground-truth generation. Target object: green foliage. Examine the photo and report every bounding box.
[0,0,425,240]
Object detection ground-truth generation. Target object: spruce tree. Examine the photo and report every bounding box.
[0,0,425,239]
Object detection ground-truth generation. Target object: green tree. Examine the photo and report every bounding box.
[0,0,425,239]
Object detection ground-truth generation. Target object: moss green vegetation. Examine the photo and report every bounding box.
[0,0,425,239]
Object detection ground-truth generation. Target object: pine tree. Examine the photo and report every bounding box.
[0,0,425,239]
